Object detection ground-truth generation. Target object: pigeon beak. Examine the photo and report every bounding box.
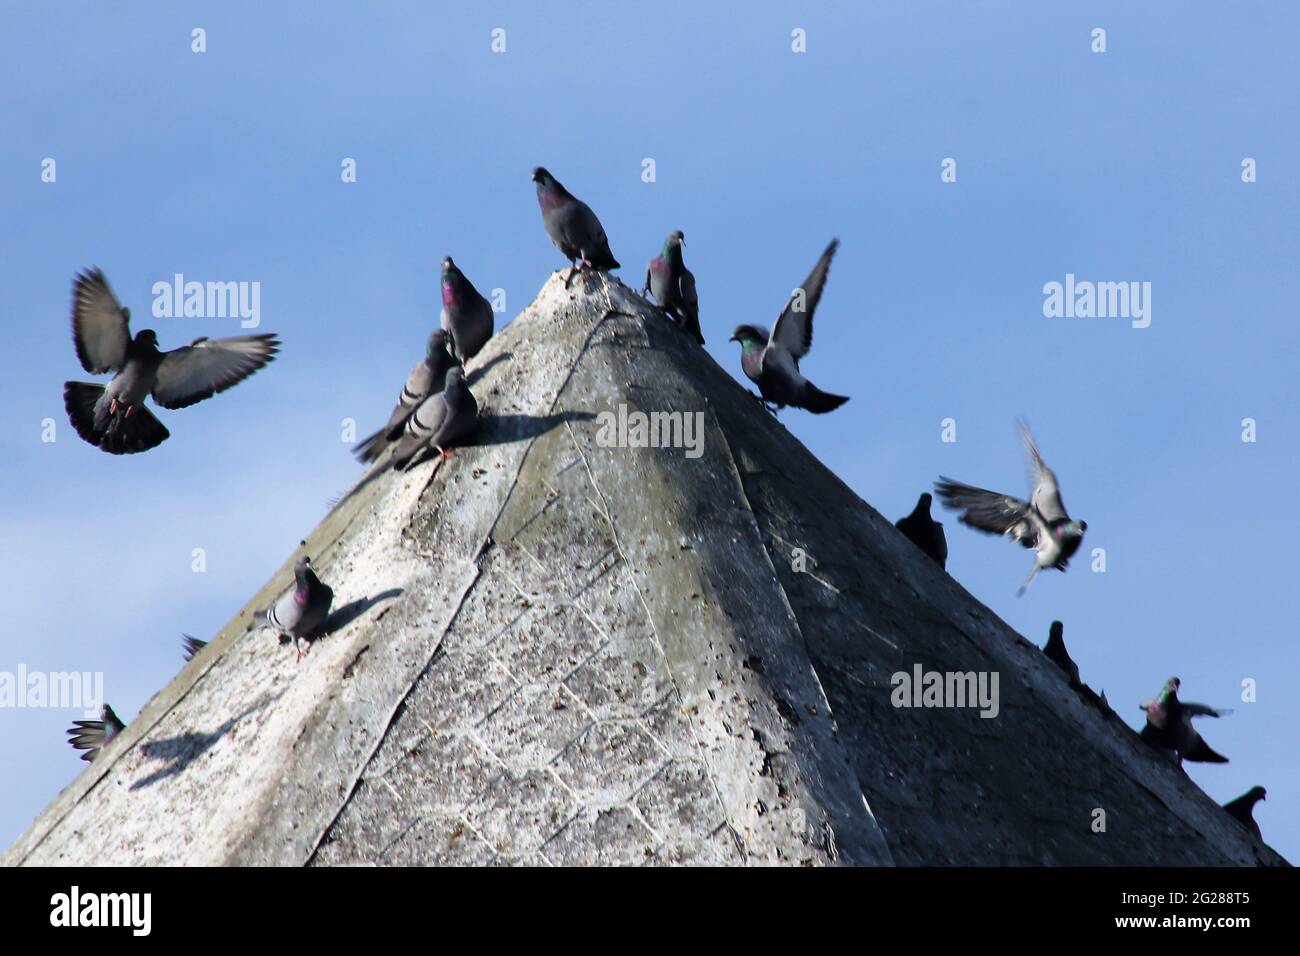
[728,333,739,342]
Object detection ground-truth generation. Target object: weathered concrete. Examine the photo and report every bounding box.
[6,273,1287,866]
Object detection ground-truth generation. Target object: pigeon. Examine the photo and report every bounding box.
[181,633,207,662]
[934,421,1087,595]
[253,552,334,661]
[729,239,848,414]
[62,269,280,454]
[440,257,495,364]
[66,704,126,762]
[1222,786,1266,840]
[390,366,479,471]
[894,492,947,569]
[644,230,703,344]
[1042,620,1081,688]
[354,330,459,464]
[1138,677,1231,765]
[531,166,620,285]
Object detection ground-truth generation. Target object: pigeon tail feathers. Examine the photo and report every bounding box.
[801,383,849,414]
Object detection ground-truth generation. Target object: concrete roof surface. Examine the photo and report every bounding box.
[6,273,1286,866]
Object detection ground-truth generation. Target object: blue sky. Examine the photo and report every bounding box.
[2,2,1296,861]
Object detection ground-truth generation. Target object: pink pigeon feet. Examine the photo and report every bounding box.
[437,446,456,461]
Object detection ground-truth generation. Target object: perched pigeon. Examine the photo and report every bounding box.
[440,257,495,364]
[729,239,848,414]
[934,421,1087,595]
[390,366,479,471]
[1222,786,1266,840]
[531,166,620,285]
[894,492,947,569]
[66,704,126,762]
[354,330,459,464]
[181,633,207,662]
[1042,620,1081,688]
[1138,677,1231,765]
[62,269,280,454]
[644,230,703,344]
[253,552,334,661]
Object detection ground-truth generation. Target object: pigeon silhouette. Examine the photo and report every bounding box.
[1222,786,1266,840]
[63,268,279,454]
[894,492,947,569]
[729,239,848,414]
[1042,621,1081,688]
[935,420,1087,595]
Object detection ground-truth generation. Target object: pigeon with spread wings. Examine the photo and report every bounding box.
[729,239,848,414]
[62,268,280,454]
[1138,677,1231,765]
[934,421,1087,595]
[66,704,126,763]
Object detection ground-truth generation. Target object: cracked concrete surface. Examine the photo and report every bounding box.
[5,273,1286,866]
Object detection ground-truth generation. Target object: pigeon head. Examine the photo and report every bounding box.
[1159,677,1181,701]
[427,329,449,357]
[917,492,932,510]
[729,325,766,350]
[444,366,466,388]
[1049,620,1064,642]
[532,166,568,204]
[134,329,160,348]
[663,229,686,253]
[441,256,456,275]
[1246,786,1267,803]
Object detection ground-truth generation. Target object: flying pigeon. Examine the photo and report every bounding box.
[1222,786,1266,840]
[531,166,620,285]
[390,366,479,471]
[729,239,849,414]
[894,492,947,569]
[440,257,495,364]
[1042,620,1081,688]
[181,633,207,662]
[1138,677,1231,765]
[66,704,126,762]
[62,269,280,454]
[644,230,703,344]
[934,421,1087,595]
[253,552,334,661]
[354,330,459,464]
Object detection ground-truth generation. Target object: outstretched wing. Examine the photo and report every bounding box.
[1182,702,1231,719]
[934,477,1042,545]
[152,334,280,409]
[72,268,131,373]
[1018,419,1069,522]
[770,238,838,361]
